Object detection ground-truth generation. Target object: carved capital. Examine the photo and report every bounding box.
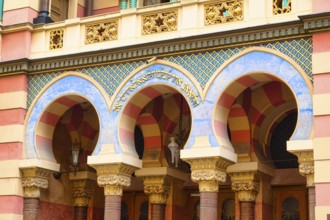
[184,157,232,192]
[92,163,138,196]
[292,150,314,187]
[143,176,171,204]
[21,167,50,198]
[230,171,259,202]
[72,179,95,206]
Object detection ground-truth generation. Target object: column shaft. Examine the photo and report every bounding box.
[308,187,315,220]
[104,195,122,220]
[200,192,218,220]
[74,206,88,220]
[23,198,39,220]
[151,203,165,220]
[85,0,93,16]
[240,201,255,220]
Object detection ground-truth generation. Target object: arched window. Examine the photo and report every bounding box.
[139,201,149,220]
[281,197,300,220]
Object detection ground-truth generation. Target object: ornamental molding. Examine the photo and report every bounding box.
[184,157,232,192]
[204,0,243,26]
[21,167,50,198]
[291,150,314,187]
[0,20,315,76]
[142,176,171,204]
[142,10,178,35]
[85,20,118,44]
[229,171,259,202]
[72,179,95,206]
[49,29,64,50]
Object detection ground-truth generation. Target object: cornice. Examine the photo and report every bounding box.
[0,19,315,76]
[0,22,34,34]
[299,12,330,33]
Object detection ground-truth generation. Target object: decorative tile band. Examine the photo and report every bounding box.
[49,29,64,50]
[142,10,178,35]
[273,0,291,15]
[204,0,243,26]
[85,20,118,44]
[27,38,312,108]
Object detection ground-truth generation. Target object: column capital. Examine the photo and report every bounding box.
[294,150,314,187]
[91,163,138,196]
[142,176,171,204]
[72,179,95,206]
[21,167,50,198]
[229,171,259,202]
[184,157,232,192]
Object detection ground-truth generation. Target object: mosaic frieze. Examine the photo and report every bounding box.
[273,0,291,15]
[142,10,178,35]
[28,38,312,108]
[49,29,64,50]
[205,0,243,26]
[85,20,118,44]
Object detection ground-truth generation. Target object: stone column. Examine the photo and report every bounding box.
[184,157,232,220]
[229,171,259,220]
[294,150,315,220]
[143,176,170,220]
[33,0,53,24]
[92,163,137,220]
[21,167,50,220]
[72,179,95,220]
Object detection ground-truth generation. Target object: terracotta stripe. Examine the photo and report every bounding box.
[119,128,133,146]
[140,87,162,99]
[163,115,177,133]
[262,82,285,107]
[123,102,142,119]
[214,120,227,138]
[229,106,246,117]
[144,136,162,149]
[39,111,61,126]
[0,196,23,214]
[316,183,330,205]
[313,32,330,53]
[0,75,27,93]
[314,73,330,94]
[236,75,259,87]
[71,105,83,129]
[230,130,250,143]
[36,135,52,148]
[218,92,235,109]
[0,142,22,160]
[82,122,98,139]
[0,109,25,126]
[314,115,330,137]
[56,97,78,107]
[138,115,157,124]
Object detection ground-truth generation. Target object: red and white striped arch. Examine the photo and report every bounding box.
[137,113,162,150]
[119,85,182,153]
[36,95,88,159]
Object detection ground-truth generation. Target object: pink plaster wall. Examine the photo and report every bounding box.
[0,74,27,93]
[77,4,85,18]
[314,115,330,137]
[313,32,330,53]
[0,109,25,126]
[92,7,119,15]
[316,183,330,206]
[0,196,23,214]
[313,0,330,13]
[0,143,23,160]
[3,8,38,26]
[1,31,31,61]
[38,201,74,219]
[314,74,330,94]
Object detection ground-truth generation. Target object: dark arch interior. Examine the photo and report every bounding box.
[270,112,299,169]
[134,126,144,160]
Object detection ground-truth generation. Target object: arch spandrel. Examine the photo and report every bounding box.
[24,73,111,161]
[203,47,313,152]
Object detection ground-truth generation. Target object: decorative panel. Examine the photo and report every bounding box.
[142,10,178,35]
[49,29,64,50]
[204,0,243,26]
[28,38,312,108]
[273,0,291,15]
[85,20,118,44]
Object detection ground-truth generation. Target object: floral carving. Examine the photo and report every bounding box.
[273,0,291,15]
[230,171,259,202]
[292,150,314,187]
[205,0,243,26]
[142,11,177,35]
[72,179,95,206]
[143,176,170,204]
[21,167,50,198]
[85,21,118,44]
[49,29,64,50]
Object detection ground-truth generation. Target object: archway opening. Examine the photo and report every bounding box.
[119,84,192,169]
